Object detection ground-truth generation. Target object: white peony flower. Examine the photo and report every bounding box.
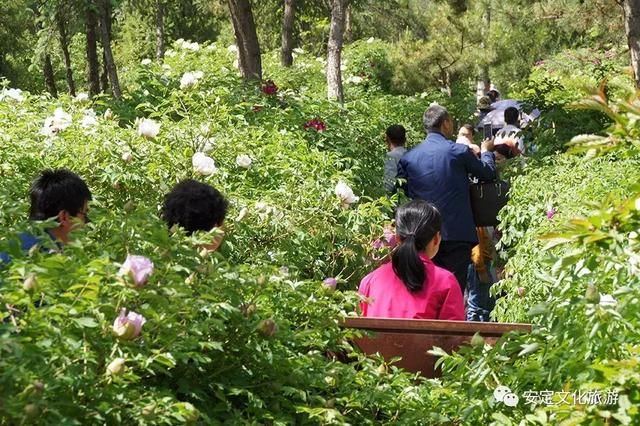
[192,152,216,175]
[599,294,617,307]
[635,197,640,211]
[141,58,152,66]
[347,75,363,85]
[236,154,252,169]
[235,207,248,222]
[0,88,24,102]
[180,71,204,89]
[335,181,359,205]
[183,41,200,51]
[74,92,89,102]
[367,37,376,43]
[137,118,160,139]
[293,47,304,54]
[41,108,73,137]
[106,357,126,376]
[227,44,238,53]
[81,109,98,128]
[165,49,176,58]
[122,151,133,163]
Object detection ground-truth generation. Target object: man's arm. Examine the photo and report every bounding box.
[464,140,496,182]
[383,155,397,193]
[396,157,408,194]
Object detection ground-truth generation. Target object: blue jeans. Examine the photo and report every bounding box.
[466,264,496,322]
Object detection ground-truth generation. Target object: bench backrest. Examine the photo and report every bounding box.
[343,317,531,377]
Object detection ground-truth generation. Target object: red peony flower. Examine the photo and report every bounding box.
[261,80,278,96]
[304,118,326,132]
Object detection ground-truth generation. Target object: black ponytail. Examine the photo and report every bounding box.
[391,200,442,292]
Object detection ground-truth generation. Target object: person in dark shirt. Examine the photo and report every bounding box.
[398,104,496,292]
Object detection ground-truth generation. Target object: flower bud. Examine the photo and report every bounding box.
[32,381,45,393]
[23,274,37,292]
[24,404,39,418]
[106,357,126,376]
[585,284,600,304]
[122,151,133,163]
[258,319,278,337]
[240,303,257,317]
[470,333,485,347]
[323,277,337,290]
[516,287,525,297]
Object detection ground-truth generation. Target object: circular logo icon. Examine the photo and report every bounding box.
[493,386,511,402]
[503,393,520,407]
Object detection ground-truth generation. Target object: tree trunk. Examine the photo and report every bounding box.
[43,54,58,97]
[56,13,76,96]
[344,4,352,42]
[281,0,296,67]
[101,52,109,92]
[227,0,262,80]
[622,0,640,88]
[86,1,101,97]
[155,0,166,60]
[476,1,491,100]
[98,0,121,98]
[327,0,348,103]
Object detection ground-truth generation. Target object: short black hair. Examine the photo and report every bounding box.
[386,124,406,146]
[486,89,500,103]
[495,143,516,159]
[504,107,519,126]
[423,105,450,132]
[461,124,475,135]
[29,169,92,221]
[162,179,228,235]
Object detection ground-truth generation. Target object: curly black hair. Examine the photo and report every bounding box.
[162,180,228,235]
[29,169,92,221]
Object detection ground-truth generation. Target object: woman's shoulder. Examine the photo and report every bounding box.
[431,262,458,288]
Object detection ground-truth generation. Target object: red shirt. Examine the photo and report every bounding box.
[359,254,465,320]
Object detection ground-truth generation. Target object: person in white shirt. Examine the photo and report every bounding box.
[495,107,525,154]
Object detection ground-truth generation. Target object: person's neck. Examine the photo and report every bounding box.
[48,227,69,245]
[428,129,447,138]
[389,144,404,150]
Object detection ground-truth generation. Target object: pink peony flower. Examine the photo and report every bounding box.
[323,277,337,290]
[118,255,154,287]
[304,118,327,132]
[382,226,398,248]
[261,80,278,96]
[372,239,384,250]
[546,208,557,220]
[112,309,146,340]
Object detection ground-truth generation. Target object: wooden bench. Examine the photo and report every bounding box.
[342,317,531,378]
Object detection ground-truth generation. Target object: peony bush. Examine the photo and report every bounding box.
[2,40,640,425]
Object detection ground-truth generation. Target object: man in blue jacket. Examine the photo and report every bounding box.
[398,104,496,291]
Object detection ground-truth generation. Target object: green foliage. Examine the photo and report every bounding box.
[0,42,442,424]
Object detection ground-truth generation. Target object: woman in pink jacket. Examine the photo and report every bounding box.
[359,200,465,320]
